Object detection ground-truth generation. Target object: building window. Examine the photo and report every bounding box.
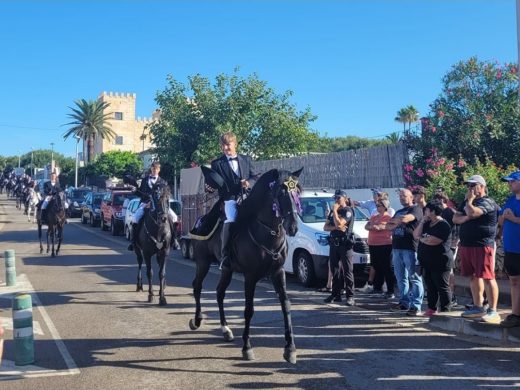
[114,112,123,120]
[115,136,124,145]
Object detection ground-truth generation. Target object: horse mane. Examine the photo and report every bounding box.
[236,169,280,222]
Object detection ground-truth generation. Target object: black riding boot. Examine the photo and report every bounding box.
[41,208,47,224]
[219,222,233,270]
[127,222,139,251]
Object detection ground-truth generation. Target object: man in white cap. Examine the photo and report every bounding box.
[453,175,500,323]
[498,171,520,327]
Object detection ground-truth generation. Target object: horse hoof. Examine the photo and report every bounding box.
[189,319,200,330]
[283,349,297,364]
[39,249,43,254]
[242,349,255,361]
[223,330,234,342]
[159,297,167,306]
[148,295,154,303]
[136,286,143,292]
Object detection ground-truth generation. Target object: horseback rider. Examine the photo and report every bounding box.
[40,172,68,223]
[209,132,257,270]
[127,161,178,251]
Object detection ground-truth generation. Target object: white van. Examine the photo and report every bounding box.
[285,189,371,287]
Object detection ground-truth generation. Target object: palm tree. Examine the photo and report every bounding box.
[395,106,420,132]
[405,105,419,131]
[63,99,116,163]
[385,132,402,144]
[394,108,408,132]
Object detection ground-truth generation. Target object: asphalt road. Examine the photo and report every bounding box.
[1,194,520,390]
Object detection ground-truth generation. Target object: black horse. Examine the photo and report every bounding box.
[189,168,303,364]
[134,183,172,306]
[37,193,66,257]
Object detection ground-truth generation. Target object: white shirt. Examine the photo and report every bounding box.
[227,156,239,175]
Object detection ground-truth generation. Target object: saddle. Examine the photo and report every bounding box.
[189,202,222,241]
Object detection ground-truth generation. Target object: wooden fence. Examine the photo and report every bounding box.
[253,142,408,189]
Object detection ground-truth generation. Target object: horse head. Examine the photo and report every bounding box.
[271,168,303,237]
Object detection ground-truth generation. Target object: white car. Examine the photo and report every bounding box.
[285,189,371,287]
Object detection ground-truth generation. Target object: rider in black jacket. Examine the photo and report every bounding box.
[209,132,257,270]
[127,162,178,251]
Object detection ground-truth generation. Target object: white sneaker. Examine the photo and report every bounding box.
[480,309,501,324]
[358,283,373,293]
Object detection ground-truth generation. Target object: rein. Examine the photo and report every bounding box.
[248,227,287,261]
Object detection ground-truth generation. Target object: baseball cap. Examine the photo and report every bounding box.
[333,189,348,198]
[464,175,486,186]
[502,171,520,182]
[371,188,383,194]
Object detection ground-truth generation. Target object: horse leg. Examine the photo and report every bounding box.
[145,254,154,303]
[189,258,211,330]
[50,224,56,257]
[271,267,297,364]
[241,277,257,360]
[157,252,167,306]
[46,226,50,254]
[55,225,63,256]
[135,250,144,292]
[216,267,235,341]
[38,223,43,254]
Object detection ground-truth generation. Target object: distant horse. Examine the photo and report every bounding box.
[26,187,41,223]
[189,168,303,363]
[134,184,172,306]
[37,193,66,257]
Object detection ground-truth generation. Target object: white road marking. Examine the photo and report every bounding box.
[0,274,80,379]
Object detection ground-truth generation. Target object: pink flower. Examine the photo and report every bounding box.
[425,158,432,164]
[497,70,503,79]
[458,160,466,168]
[431,126,437,133]
[445,163,454,171]
[416,168,424,177]
[426,169,437,177]
[404,164,414,172]
[511,66,518,75]
[438,158,446,165]
[438,111,445,118]
[404,173,411,181]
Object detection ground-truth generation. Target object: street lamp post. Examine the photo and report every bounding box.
[74,136,80,188]
[50,142,54,173]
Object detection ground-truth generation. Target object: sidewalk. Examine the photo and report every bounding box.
[453,274,511,306]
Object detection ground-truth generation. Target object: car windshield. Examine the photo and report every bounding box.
[113,193,137,206]
[71,190,90,199]
[299,197,369,223]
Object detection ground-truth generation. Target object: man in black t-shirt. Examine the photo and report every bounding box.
[453,174,500,323]
[386,188,424,315]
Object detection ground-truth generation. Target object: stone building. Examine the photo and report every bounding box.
[83,91,159,160]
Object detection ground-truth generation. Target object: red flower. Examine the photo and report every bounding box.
[416,168,424,177]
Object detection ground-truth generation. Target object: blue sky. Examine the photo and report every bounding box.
[0,0,517,158]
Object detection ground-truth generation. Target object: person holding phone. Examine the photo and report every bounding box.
[453,175,500,323]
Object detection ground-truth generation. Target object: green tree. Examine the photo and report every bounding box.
[87,150,143,178]
[63,99,117,163]
[310,135,388,153]
[148,70,318,174]
[407,57,520,167]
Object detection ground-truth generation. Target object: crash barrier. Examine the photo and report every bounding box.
[4,249,16,286]
[12,293,34,365]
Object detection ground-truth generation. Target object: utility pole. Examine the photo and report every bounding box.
[75,136,80,187]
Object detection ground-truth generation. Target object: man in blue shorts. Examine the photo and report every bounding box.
[498,171,520,327]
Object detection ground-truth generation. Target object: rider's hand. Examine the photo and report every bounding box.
[129,185,136,192]
[205,184,215,193]
[241,179,249,189]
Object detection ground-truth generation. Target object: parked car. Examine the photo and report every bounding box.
[81,192,105,227]
[285,189,371,287]
[100,188,138,236]
[65,187,92,217]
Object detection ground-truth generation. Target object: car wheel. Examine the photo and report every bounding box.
[111,218,118,236]
[125,225,130,241]
[188,241,195,260]
[81,214,86,224]
[295,251,316,287]
[90,214,96,227]
[180,239,190,259]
